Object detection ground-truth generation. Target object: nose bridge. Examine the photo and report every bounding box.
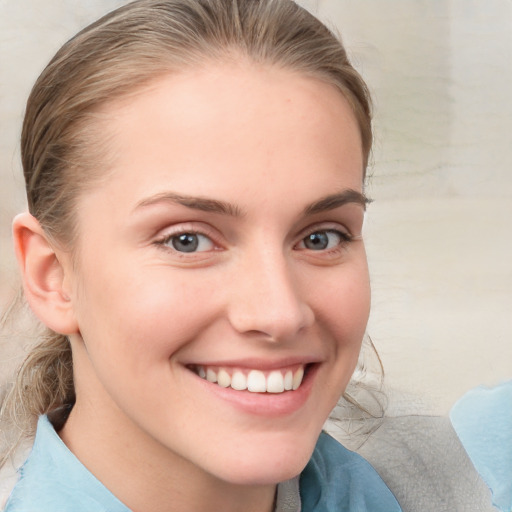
[227,242,314,340]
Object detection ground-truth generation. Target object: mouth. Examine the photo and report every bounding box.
[188,364,311,394]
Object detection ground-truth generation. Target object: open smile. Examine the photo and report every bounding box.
[189,364,308,393]
[184,361,320,416]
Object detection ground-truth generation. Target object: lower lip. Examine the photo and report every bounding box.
[191,365,318,417]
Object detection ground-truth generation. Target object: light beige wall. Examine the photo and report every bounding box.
[300,0,512,415]
[0,0,127,301]
[1,0,511,416]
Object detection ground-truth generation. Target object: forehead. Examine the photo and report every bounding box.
[82,62,364,215]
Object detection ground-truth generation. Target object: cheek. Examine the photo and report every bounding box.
[71,269,222,418]
[302,262,370,417]
[311,259,371,337]
[315,260,371,383]
[74,265,220,370]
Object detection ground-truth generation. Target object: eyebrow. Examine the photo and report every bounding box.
[135,192,244,217]
[303,189,371,215]
[134,188,370,217]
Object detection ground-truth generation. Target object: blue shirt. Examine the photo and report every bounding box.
[451,380,512,512]
[5,416,401,511]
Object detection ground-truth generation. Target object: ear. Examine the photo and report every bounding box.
[13,212,79,335]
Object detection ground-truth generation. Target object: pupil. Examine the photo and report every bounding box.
[172,233,198,253]
[305,232,328,250]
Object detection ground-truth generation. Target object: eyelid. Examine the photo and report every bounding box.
[295,230,351,249]
[296,222,353,242]
[293,222,357,257]
[153,222,224,251]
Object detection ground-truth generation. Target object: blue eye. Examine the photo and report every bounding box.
[299,230,348,251]
[166,233,215,253]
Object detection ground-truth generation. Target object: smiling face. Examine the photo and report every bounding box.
[60,61,370,497]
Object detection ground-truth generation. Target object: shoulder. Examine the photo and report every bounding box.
[451,380,512,512]
[4,416,129,512]
[300,431,402,511]
[355,415,496,512]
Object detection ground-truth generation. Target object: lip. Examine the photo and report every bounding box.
[186,362,320,417]
[181,356,321,371]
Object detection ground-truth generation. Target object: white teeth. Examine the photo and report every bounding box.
[231,371,247,391]
[267,371,285,393]
[217,369,231,388]
[247,370,267,392]
[206,368,217,383]
[284,370,293,391]
[194,365,306,393]
[292,367,304,391]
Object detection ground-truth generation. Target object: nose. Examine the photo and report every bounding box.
[226,248,315,342]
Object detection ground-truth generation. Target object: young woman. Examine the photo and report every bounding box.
[1,0,401,510]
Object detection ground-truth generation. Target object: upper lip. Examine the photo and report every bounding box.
[182,355,322,371]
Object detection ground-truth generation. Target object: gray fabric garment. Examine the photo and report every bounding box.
[275,476,301,512]
[354,416,497,512]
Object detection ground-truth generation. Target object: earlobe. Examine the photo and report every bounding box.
[13,212,78,335]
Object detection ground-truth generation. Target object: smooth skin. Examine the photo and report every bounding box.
[14,60,370,512]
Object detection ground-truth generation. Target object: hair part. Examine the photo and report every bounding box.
[3,0,374,461]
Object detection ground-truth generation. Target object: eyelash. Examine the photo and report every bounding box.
[154,224,353,256]
[154,224,221,255]
[295,228,353,253]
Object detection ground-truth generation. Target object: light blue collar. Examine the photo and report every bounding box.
[5,415,130,512]
[6,416,400,512]
[451,380,512,512]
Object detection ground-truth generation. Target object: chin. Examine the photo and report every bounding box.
[207,430,319,486]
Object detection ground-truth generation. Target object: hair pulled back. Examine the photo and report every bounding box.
[3,0,373,451]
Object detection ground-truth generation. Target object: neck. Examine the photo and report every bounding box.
[59,402,277,512]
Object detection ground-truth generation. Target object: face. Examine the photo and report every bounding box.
[64,61,370,486]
